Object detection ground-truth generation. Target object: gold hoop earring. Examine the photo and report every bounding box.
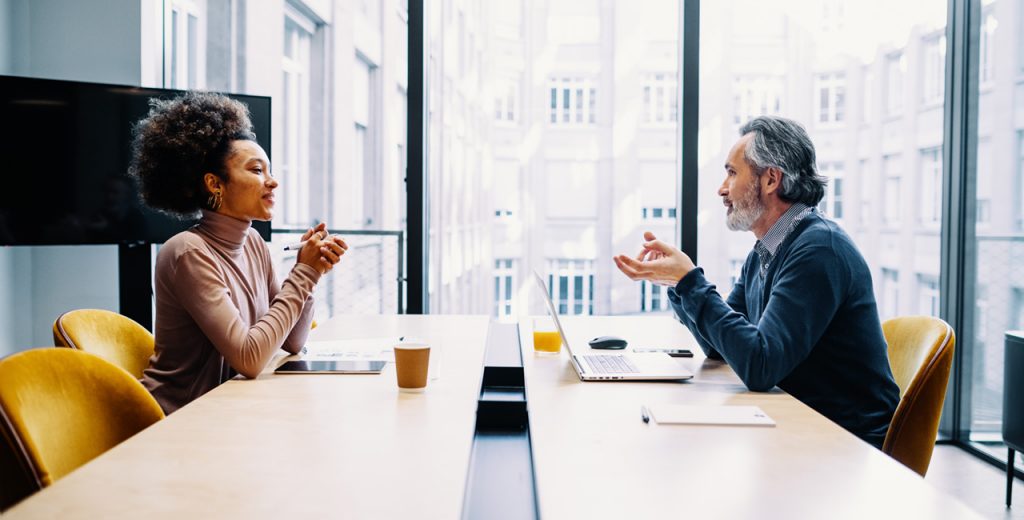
[207,190,223,211]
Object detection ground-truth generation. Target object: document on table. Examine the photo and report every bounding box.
[301,337,400,362]
[649,405,776,427]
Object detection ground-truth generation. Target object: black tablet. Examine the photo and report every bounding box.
[274,360,387,374]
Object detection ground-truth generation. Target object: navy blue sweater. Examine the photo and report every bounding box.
[668,212,899,448]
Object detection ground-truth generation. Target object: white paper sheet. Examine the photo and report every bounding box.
[649,405,776,427]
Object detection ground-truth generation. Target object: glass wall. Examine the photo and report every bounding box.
[966,0,1024,464]
[154,0,409,316]
[429,0,681,319]
[698,0,947,328]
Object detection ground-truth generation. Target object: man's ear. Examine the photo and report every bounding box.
[762,167,782,195]
[203,173,223,195]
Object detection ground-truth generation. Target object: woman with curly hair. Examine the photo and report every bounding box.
[130,92,347,414]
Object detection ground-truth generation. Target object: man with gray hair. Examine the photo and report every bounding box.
[614,115,899,449]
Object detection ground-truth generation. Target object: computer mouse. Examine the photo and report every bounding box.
[588,335,628,350]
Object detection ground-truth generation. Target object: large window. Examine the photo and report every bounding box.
[967,0,1024,458]
[430,0,679,317]
[699,0,945,365]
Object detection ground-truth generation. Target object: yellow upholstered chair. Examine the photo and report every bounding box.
[881,315,955,477]
[53,309,154,379]
[0,348,164,510]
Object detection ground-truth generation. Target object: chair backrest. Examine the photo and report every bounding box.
[53,309,154,379]
[881,315,955,477]
[0,348,164,510]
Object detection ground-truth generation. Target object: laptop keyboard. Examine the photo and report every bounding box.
[581,355,640,374]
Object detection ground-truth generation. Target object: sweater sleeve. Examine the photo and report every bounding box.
[172,248,321,379]
[668,265,749,361]
[668,271,722,360]
[270,260,316,355]
[673,243,848,391]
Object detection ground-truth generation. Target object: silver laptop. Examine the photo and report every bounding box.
[532,270,693,381]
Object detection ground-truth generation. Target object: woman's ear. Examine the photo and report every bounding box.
[203,172,223,195]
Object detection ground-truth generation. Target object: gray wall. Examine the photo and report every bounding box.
[7,0,141,83]
[0,0,143,356]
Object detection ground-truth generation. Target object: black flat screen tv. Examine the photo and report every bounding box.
[0,75,271,246]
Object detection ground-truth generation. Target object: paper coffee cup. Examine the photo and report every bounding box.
[394,344,430,392]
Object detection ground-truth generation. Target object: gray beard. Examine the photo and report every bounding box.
[726,184,765,231]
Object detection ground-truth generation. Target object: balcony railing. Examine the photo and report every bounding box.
[270,228,405,317]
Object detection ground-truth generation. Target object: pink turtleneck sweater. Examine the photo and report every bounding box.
[141,210,319,414]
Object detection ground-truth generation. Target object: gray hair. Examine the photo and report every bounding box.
[738,116,827,206]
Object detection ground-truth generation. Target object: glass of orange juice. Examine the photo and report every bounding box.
[532,317,562,354]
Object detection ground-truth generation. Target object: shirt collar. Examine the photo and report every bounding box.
[753,202,814,276]
[758,202,812,257]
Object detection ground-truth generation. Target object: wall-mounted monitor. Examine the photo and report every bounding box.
[0,75,272,246]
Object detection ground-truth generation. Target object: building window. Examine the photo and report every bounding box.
[494,259,515,318]
[861,69,874,123]
[881,268,900,320]
[728,259,744,292]
[977,139,992,226]
[819,162,844,221]
[917,274,939,317]
[643,73,677,124]
[733,75,783,125]
[976,285,989,341]
[919,147,942,225]
[640,281,669,312]
[922,35,946,105]
[859,159,872,227]
[814,73,846,124]
[641,207,676,221]
[882,155,901,225]
[1018,132,1024,230]
[980,8,996,85]
[1014,288,1024,330]
[281,8,317,227]
[885,53,904,116]
[494,81,518,123]
[165,0,205,89]
[547,259,595,316]
[352,55,377,228]
[549,78,597,126]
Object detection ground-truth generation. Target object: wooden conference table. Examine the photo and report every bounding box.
[6,315,981,519]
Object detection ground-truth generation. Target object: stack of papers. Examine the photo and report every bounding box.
[301,337,398,362]
[649,405,775,427]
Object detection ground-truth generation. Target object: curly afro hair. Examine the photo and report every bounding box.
[129,92,256,218]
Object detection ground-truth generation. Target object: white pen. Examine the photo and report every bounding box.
[284,232,334,251]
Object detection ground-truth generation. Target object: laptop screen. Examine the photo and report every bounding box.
[532,270,575,355]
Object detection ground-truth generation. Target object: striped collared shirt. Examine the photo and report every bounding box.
[753,202,814,277]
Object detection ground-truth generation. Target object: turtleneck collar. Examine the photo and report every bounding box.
[195,209,251,251]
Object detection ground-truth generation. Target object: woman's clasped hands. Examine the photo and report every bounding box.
[296,222,348,275]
